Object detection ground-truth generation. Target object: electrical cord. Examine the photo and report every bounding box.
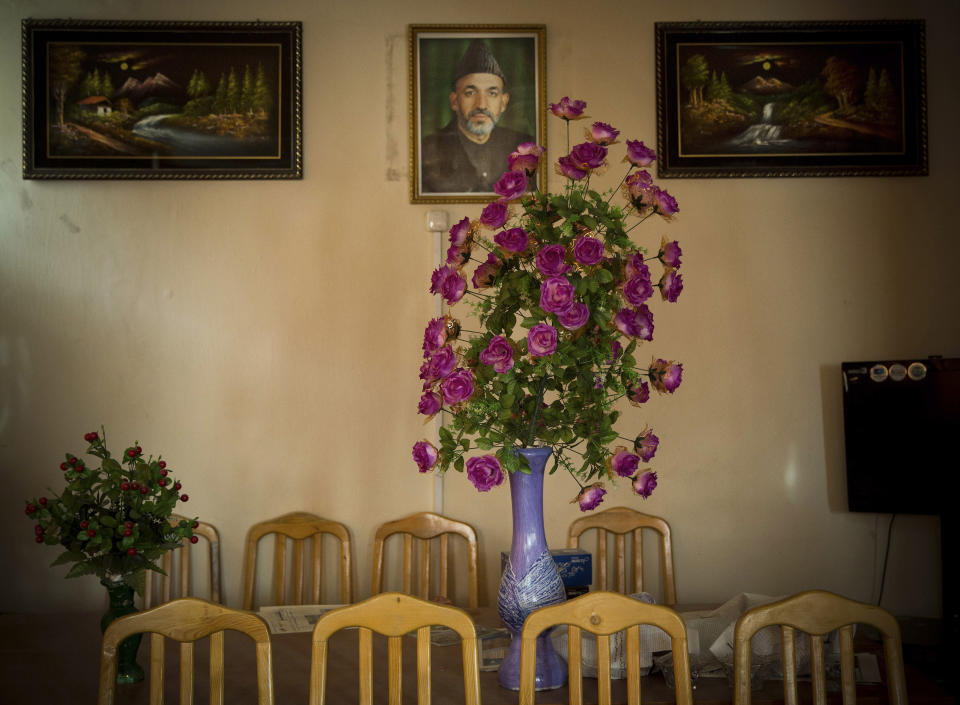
[877,513,896,606]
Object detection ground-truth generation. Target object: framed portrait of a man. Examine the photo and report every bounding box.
[409,25,546,203]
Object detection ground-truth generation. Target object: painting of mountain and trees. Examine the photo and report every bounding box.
[655,21,927,177]
[22,20,302,179]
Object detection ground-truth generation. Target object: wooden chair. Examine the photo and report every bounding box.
[371,511,479,608]
[98,597,274,705]
[567,506,677,605]
[242,511,353,610]
[308,592,480,705]
[144,515,222,608]
[733,590,908,705]
[519,591,693,705]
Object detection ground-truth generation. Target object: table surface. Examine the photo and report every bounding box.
[0,609,951,705]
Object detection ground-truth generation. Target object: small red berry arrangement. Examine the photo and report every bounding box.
[24,428,197,594]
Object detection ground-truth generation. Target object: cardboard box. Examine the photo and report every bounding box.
[500,548,592,587]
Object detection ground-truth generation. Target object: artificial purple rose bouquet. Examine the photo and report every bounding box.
[413,98,685,512]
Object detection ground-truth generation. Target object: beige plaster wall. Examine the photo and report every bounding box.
[1,0,957,617]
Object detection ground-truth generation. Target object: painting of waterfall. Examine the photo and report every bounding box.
[655,21,927,178]
[22,20,302,179]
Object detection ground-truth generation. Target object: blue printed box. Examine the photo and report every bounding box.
[500,548,592,587]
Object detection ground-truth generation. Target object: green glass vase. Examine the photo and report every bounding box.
[100,577,145,684]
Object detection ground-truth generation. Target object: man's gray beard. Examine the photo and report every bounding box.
[458,110,500,137]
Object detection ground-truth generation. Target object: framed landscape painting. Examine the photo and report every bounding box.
[655,21,927,177]
[409,24,546,203]
[22,20,302,179]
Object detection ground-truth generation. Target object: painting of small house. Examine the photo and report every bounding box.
[77,95,112,116]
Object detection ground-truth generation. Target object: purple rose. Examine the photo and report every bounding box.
[493,170,528,201]
[549,96,587,120]
[573,236,604,266]
[441,368,475,405]
[633,470,657,498]
[586,121,619,145]
[654,187,679,217]
[446,241,471,268]
[573,483,607,511]
[610,448,640,478]
[495,227,530,253]
[466,455,504,492]
[449,216,471,246]
[412,440,439,473]
[472,252,502,289]
[570,142,608,170]
[623,274,653,306]
[515,142,545,156]
[445,217,474,267]
[480,201,509,229]
[421,345,456,382]
[625,140,657,167]
[439,269,466,304]
[422,317,447,357]
[635,429,659,462]
[527,323,558,357]
[557,302,590,330]
[539,276,575,314]
[627,380,650,406]
[624,170,653,202]
[625,252,650,280]
[418,391,442,416]
[430,265,466,304]
[508,143,544,174]
[479,335,515,374]
[659,270,683,302]
[607,340,622,364]
[659,238,682,269]
[535,244,570,276]
[650,358,683,394]
[556,155,588,181]
[509,153,538,174]
[614,305,654,340]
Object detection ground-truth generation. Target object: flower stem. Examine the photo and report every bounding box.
[525,374,548,447]
[626,211,656,233]
[606,165,634,205]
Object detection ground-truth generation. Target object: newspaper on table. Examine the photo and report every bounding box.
[258,604,346,634]
[550,592,701,679]
[419,624,511,671]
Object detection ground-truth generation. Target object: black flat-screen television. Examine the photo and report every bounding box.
[841,356,960,515]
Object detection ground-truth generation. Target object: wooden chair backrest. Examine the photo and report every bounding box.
[144,515,222,608]
[98,597,274,705]
[242,511,353,610]
[308,592,480,705]
[519,591,693,705]
[371,512,479,608]
[733,590,908,705]
[567,506,676,604]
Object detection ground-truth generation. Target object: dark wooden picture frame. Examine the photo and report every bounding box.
[409,24,546,203]
[22,19,302,180]
[655,20,927,178]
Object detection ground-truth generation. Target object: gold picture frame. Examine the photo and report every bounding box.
[409,24,546,203]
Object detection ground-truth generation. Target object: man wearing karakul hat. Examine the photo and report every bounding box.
[420,39,534,193]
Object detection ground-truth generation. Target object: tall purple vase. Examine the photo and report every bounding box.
[497,446,567,691]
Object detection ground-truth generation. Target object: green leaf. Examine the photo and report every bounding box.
[65,562,97,579]
[454,456,464,473]
[597,269,614,284]
[100,515,117,528]
[475,437,494,450]
[49,551,79,569]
